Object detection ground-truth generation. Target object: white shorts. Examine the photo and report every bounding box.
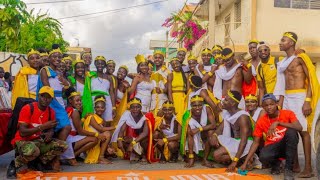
[218,135,253,159]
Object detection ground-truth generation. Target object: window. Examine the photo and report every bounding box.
[234,1,241,29]
[224,14,231,45]
[274,0,320,9]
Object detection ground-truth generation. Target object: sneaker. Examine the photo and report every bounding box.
[252,154,262,169]
[284,169,295,180]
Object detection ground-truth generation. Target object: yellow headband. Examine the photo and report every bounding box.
[227,90,240,103]
[245,94,258,101]
[248,39,259,44]
[61,59,66,63]
[106,60,116,65]
[95,56,106,61]
[119,65,129,72]
[283,32,297,43]
[62,56,72,62]
[40,52,48,57]
[212,45,222,52]
[127,98,142,108]
[82,52,91,58]
[49,48,62,56]
[148,63,153,68]
[135,54,146,65]
[177,48,187,53]
[170,57,179,62]
[153,50,165,57]
[68,91,80,98]
[189,77,201,88]
[72,58,85,68]
[221,52,234,60]
[94,97,106,104]
[190,95,204,103]
[162,101,174,108]
[187,54,197,61]
[27,49,40,58]
[214,53,222,59]
[201,48,212,55]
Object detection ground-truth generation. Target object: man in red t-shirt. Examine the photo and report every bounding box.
[12,86,67,172]
[240,94,302,180]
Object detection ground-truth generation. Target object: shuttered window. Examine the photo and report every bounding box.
[274,0,320,9]
[234,1,241,29]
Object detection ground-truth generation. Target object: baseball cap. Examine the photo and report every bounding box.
[262,93,276,102]
[39,86,54,98]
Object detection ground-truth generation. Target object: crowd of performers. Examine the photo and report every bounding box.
[8,31,320,179]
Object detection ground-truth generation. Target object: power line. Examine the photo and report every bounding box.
[57,0,168,20]
[26,0,85,5]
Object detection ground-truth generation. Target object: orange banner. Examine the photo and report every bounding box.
[18,168,272,180]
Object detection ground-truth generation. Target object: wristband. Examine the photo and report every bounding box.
[112,107,116,110]
[162,138,168,143]
[188,154,194,159]
[38,126,43,132]
[233,157,239,162]
[117,137,124,141]
[208,72,213,77]
[94,132,99,137]
[201,70,206,74]
[199,127,203,132]
[131,140,137,145]
[305,98,312,102]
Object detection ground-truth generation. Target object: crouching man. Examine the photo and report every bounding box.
[111,98,157,164]
[211,90,253,172]
[240,94,302,180]
[11,86,68,173]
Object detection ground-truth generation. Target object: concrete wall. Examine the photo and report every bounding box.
[0,52,27,76]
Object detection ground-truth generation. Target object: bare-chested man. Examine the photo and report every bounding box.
[213,48,253,109]
[211,90,253,172]
[274,32,318,178]
[248,39,260,69]
[182,95,216,168]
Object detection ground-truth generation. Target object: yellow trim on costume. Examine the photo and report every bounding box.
[27,49,40,58]
[62,56,72,62]
[170,57,179,62]
[72,58,85,67]
[177,48,187,53]
[285,89,306,94]
[69,91,80,98]
[212,45,222,52]
[49,48,62,56]
[190,95,204,103]
[162,101,174,108]
[153,50,165,57]
[94,97,106,104]
[95,56,106,61]
[283,32,297,43]
[249,39,259,44]
[222,52,234,60]
[189,77,202,88]
[201,48,212,55]
[227,90,240,103]
[135,54,146,64]
[214,53,222,59]
[40,52,48,57]
[119,65,129,72]
[187,54,197,61]
[106,60,115,65]
[127,98,142,108]
[82,52,91,58]
[245,94,258,101]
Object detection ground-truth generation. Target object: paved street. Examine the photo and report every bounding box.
[0,142,318,180]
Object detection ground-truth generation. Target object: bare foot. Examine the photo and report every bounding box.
[184,158,195,168]
[140,157,148,165]
[293,166,301,173]
[67,158,78,166]
[98,157,113,164]
[298,170,314,178]
[202,160,214,168]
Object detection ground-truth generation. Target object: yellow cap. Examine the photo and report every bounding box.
[135,54,146,65]
[153,50,165,57]
[177,48,187,53]
[27,49,40,58]
[39,86,54,98]
[201,48,212,55]
[187,54,197,61]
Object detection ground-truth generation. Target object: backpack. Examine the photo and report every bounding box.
[257,57,279,94]
[5,97,51,143]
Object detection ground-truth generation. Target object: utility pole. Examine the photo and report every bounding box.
[165,30,169,61]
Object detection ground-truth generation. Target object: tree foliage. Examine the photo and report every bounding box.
[0,0,69,53]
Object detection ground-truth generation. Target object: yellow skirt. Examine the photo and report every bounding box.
[172,92,186,124]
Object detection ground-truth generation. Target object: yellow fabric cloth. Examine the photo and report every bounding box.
[173,92,186,124]
[297,53,319,132]
[256,56,278,94]
[172,72,185,91]
[11,66,37,108]
[82,114,104,163]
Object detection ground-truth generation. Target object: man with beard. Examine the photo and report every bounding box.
[274,32,319,178]
[181,95,216,168]
[211,90,253,172]
[213,48,253,109]
[240,94,302,180]
[112,98,157,164]
[257,41,278,105]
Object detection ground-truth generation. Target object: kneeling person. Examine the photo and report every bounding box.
[182,95,216,168]
[212,90,253,172]
[240,94,302,180]
[11,86,67,172]
[154,101,181,163]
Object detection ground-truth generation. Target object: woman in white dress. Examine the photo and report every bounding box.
[129,54,154,113]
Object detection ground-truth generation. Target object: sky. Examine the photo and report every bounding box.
[24,0,199,72]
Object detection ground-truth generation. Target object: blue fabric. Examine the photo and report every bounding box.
[36,66,70,132]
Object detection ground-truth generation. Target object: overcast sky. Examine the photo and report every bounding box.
[24,0,199,72]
